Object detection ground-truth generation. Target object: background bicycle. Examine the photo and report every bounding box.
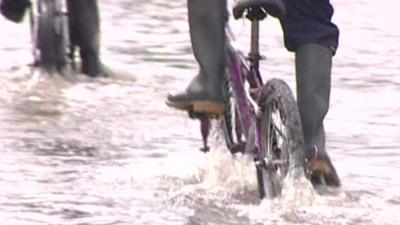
[1,0,102,77]
[30,0,72,75]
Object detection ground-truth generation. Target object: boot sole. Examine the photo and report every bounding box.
[165,100,193,111]
[307,160,341,187]
[166,100,225,114]
[193,101,225,114]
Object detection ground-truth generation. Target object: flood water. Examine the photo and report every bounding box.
[0,0,399,224]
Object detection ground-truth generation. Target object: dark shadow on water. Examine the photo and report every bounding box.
[26,139,98,158]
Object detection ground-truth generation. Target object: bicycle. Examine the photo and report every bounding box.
[190,0,307,199]
[28,0,73,75]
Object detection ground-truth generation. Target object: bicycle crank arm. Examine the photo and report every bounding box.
[188,110,222,120]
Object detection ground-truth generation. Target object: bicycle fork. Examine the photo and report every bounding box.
[200,117,211,152]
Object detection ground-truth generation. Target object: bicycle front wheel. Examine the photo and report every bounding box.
[257,78,306,198]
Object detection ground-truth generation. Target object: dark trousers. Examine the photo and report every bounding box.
[279,0,339,54]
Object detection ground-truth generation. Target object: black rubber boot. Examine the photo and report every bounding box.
[166,0,227,115]
[67,0,101,77]
[295,44,341,187]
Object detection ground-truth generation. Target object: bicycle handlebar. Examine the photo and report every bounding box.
[232,0,285,20]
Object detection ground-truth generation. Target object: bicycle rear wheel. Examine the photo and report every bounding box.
[36,0,70,74]
[257,78,306,198]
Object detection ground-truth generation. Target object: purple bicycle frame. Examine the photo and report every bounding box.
[225,20,265,158]
[199,20,266,159]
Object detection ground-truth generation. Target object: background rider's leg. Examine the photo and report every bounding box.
[67,0,101,77]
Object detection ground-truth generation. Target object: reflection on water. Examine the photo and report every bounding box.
[0,0,399,224]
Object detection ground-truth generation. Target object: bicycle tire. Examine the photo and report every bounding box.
[257,78,306,198]
[36,0,69,73]
[220,74,247,154]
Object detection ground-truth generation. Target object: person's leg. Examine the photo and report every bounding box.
[280,0,341,186]
[67,0,101,77]
[166,0,227,114]
[295,44,340,186]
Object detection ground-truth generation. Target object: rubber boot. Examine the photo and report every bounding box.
[166,0,227,115]
[295,44,341,187]
[67,0,101,77]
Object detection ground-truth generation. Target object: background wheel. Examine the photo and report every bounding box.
[36,0,69,73]
[257,78,306,198]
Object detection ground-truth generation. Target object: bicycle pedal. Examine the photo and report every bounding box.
[188,110,206,119]
[230,142,246,154]
[207,113,222,120]
[188,110,221,120]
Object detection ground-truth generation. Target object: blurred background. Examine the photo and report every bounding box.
[0,0,399,224]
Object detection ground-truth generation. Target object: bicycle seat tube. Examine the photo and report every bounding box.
[250,19,260,70]
[245,6,266,88]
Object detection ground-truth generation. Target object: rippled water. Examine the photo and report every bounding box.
[0,0,399,224]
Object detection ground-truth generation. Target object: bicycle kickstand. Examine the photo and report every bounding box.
[188,110,211,153]
[200,117,210,153]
